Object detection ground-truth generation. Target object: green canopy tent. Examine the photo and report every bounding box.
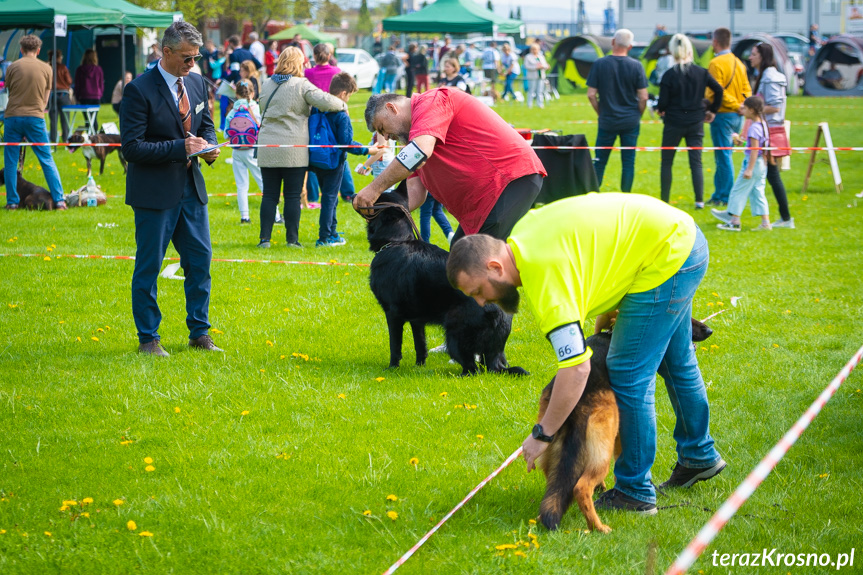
[382,0,523,35]
[73,0,179,28]
[270,24,336,45]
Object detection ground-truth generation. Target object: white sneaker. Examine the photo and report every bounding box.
[717,222,741,232]
[751,222,773,231]
[772,218,795,229]
[711,208,734,224]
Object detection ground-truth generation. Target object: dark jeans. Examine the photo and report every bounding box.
[312,165,344,241]
[78,98,100,131]
[766,161,792,222]
[660,121,704,204]
[420,195,453,243]
[48,91,73,142]
[131,172,211,343]
[451,173,543,243]
[261,166,305,243]
[405,70,416,97]
[594,125,640,193]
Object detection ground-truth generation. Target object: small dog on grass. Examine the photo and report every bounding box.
[67,130,126,176]
[536,318,714,533]
[0,148,55,210]
[364,182,527,376]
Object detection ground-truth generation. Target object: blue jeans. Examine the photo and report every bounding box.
[313,165,344,241]
[709,113,743,203]
[594,125,640,193]
[340,159,355,198]
[3,116,65,204]
[306,170,320,202]
[383,72,397,93]
[419,195,453,243]
[606,227,722,504]
[131,173,212,343]
[373,72,386,94]
[727,155,768,217]
[502,72,517,100]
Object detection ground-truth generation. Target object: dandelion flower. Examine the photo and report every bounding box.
[386,494,398,501]
[143,457,153,464]
[174,407,181,413]
[44,256,51,261]
[363,510,372,516]
[0,530,5,534]
[337,393,346,399]
[266,340,273,346]
[127,520,137,531]
[212,329,223,334]
[476,435,484,440]
[514,550,527,557]
[495,544,518,550]
[44,532,52,537]
[113,499,124,506]
[409,457,419,466]
[59,505,69,512]
[63,500,78,506]
[241,410,250,416]
[528,519,536,525]
[76,337,82,342]
[773,343,780,348]
[81,512,90,518]
[145,465,155,472]
[91,337,99,342]
[139,531,153,537]
[439,391,448,397]
[120,440,133,445]
[96,328,104,333]
[375,377,385,382]
[386,511,398,521]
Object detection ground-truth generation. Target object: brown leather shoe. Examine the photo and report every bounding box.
[189,334,223,352]
[138,340,170,357]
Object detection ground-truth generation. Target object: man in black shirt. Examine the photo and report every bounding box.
[586,29,648,193]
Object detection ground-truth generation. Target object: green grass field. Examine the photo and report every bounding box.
[1,89,862,574]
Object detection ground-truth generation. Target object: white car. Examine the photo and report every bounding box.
[335,48,380,90]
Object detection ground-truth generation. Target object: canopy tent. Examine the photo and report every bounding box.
[732,34,799,95]
[269,24,336,44]
[382,0,523,35]
[71,0,179,28]
[804,35,863,96]
[551,35,612,89]
[0,0,121,27]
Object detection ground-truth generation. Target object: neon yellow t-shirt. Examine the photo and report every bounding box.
[507,192,697,368]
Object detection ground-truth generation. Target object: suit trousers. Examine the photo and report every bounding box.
[131,171,212,344]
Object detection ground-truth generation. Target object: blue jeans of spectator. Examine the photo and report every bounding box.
[313,165,344,241]
[373,71,386,94]
[306,170,320,202]
[502,72,517,100]
[419,195,453,243]
[340,160,355,199]
[594,124,640,193]
[606,227,721,504]
[219,95,231,131]
[3,116,65,205]
[131,172,211,344]
[709,112,743,203]
[727,154,769,218]
[383,72,398,93]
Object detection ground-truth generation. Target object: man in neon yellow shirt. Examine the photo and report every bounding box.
[447,193,725,514]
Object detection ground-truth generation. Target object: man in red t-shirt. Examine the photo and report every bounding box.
[354,88,546,241]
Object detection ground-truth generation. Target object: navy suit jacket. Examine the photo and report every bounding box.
[120,66,216,209]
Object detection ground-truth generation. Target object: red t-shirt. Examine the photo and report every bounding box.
[408,87,546,235]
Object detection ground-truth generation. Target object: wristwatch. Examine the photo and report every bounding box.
[531,423,554,443]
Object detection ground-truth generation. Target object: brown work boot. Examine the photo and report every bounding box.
[138,340,169,357]
[189,334,223,352]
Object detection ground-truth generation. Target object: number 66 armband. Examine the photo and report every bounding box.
[547,322,588,363]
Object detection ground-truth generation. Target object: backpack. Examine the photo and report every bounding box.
[226,104,258,148]
[308,108,341,170]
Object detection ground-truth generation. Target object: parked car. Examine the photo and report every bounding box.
[774,32,811,59]
[335,48,380,90]
[465,35,517,54]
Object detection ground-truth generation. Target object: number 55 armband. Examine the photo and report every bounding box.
[547,322,588,363]
[395,141,428,172]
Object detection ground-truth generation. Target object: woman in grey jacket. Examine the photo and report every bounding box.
[256,47,347,247]
[750,43,794,228]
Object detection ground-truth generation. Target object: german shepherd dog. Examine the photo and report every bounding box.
[67,130,126,176]
[536,318,714,533]
[0,148,55,210]
[365,183,527,376]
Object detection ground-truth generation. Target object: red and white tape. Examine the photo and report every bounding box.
[2,142,862,152]
[381,446,524,575]
[0,253,370,268]
[665,343,863,575]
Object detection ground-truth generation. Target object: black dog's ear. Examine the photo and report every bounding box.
[394,179,409,199]
[691,318,713,342]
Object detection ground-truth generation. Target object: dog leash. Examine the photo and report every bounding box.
[359,202,422,242]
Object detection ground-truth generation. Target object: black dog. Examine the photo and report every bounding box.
[0,148,54,210]
[67,130,126,175]
[365,183,527,376]
[536,318,714,533]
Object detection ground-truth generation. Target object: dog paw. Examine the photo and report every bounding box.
[506,366,530,376]
[594,524,612,534]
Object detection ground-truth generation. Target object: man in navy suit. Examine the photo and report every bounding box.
[121,21,222,356]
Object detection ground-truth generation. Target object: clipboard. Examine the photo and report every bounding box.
[187,141,231,158]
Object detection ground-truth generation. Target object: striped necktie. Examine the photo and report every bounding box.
[177,77,191,134]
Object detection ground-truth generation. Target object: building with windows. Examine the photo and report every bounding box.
[619,0,842,43]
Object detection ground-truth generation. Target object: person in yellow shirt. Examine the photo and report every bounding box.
[705,27,751,207]
[447,193,725,514]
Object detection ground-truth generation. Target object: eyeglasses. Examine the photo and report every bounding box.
[165,46,202,65]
